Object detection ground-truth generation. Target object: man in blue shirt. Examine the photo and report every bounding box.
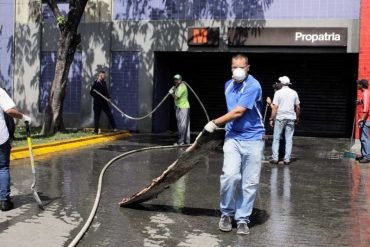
[203,54,265,235]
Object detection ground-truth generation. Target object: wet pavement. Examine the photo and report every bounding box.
[1,134,370,247]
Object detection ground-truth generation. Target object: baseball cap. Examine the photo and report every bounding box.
[357,79,368,88]
[173,74,182,80]
[278,76,291,85]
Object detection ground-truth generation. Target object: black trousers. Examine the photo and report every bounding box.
[93,103,116,133]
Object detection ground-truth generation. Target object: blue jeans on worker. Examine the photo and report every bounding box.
[272,119,295,162]
[360,121,370,159]
[0,139,11,201]
[220,139,264,224]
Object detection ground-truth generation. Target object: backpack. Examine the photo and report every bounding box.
[4,112,15,139]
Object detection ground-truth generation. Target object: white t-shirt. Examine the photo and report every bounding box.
[272,86,300,120]
[0,88,16,144]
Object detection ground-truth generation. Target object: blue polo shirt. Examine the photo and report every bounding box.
[224,75,265,141]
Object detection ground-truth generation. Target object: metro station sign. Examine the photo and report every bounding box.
[228,27,347,47]
[188,27,219,46]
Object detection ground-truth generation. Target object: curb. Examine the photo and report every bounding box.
[10,131,131,160]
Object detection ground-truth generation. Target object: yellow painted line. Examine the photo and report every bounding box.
[10,131,131,160]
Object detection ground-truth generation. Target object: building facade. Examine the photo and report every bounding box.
[0,0,363,137]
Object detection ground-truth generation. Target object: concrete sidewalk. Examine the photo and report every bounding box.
[10,130,131,160]
[0,134,369,247]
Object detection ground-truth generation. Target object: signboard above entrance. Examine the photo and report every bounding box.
[188,27,219,46]
[228,27,347,47]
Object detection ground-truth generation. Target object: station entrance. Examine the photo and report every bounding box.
[153,52,358,137]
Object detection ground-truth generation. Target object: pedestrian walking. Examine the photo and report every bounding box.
[0,87,31,211]
[169,74,190,145]
[90,71,117,134]
[269,76,300,165]
[202,54,265,235]
[356,79,370,163]
[271,81,286,161]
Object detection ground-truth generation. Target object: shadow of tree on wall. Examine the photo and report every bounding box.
[39,51,82,115]
[13,0,272,130]
[40,1,112,128]
[12,0,41,122]
[79,1,111,127]
[81,0,111,79]
[0,9,14,94]
[111,0,273,132]
[114,0,273,22]
[0,24,9,89]
[21,1,111,129]
[5,35,13,94]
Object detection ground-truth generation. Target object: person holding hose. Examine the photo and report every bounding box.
[201,54,265,235]
[90,71,117,134]
[0,87,31,211]
[169,74,191,145]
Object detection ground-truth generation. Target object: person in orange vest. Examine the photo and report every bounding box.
[356,79,370,163]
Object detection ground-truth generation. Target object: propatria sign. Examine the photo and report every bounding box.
[295,31,341,43]
[228,28,347,47]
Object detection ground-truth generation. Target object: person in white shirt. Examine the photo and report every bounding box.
[0,87,31,211]
[269,76,301,165]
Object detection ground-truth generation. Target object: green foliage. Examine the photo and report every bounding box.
[12,127,94,148]
[56,15,66,27]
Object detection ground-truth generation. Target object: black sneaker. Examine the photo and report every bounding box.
[237,222,250,235]
[219,215,232,232]
[269,160,278,165]
[359,158,370,163]
[1,199,14,211]
[355,155,363,161]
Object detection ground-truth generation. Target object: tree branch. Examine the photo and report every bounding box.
[46,0,65,31]
[66,0,89,32]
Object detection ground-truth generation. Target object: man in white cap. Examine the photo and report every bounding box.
[169,74,190,145]
[269,76,300,165]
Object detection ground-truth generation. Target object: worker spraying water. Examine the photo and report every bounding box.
[169,74,191,146]
[71,53,269,245]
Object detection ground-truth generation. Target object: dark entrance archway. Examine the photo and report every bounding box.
[153,52,358,137]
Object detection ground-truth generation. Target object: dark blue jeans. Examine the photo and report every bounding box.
[360,121,370,160]
[0,139,11,201]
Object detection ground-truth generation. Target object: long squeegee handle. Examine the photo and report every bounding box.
[25,121,31,138]
[25,122,34,162]
[25,121,34,164]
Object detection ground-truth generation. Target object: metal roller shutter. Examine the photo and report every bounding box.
[153,52,357,137]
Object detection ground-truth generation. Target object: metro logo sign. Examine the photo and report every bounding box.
[188,27,219,46]
[192,29,208,44]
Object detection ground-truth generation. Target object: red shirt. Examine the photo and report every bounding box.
[362,89,370,121]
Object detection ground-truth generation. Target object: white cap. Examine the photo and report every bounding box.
[278,76,291,85]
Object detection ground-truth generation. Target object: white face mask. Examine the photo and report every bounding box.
[232,68,247,82]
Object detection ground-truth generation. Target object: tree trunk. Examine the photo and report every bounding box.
[41,0,87,135]
[41,31,79,135]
